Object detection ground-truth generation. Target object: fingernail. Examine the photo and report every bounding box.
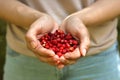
[31,41,37,48]
[82,49,86,56]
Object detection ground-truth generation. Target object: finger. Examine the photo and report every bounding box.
[35,53,59,66]
[25,25,40,49]
[79,33,90,56]
[57,63,65,69]
[76,23,90,56]
[34,46,55,57]
[25,34,38,49]
[60,56,76,65]
[64,48,81,60]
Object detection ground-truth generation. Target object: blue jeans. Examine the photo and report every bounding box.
[3,42,120,80]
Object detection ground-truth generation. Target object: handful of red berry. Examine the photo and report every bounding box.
[39,30,79,57]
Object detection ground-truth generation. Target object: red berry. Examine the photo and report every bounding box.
[39,29,79,57]
[62,49,67,54]
[66,43,70,48]
[72,40,78,45]
[56,52,62,57]
[65,33,72,39]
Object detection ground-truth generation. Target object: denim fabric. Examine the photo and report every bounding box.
[3,42,120,80]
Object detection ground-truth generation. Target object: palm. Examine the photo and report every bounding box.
[59,16,90,66]
[25,15,59,66]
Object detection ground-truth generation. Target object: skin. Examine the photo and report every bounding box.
[58,0,120,68]
[0,0,120,69]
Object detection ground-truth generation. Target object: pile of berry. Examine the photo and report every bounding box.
[39,30,79,57]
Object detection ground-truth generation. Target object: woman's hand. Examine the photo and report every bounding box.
[59,15,90,68]
[25,14,60,66]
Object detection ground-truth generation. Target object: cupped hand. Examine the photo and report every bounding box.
[25,14,60,66]
[58,14,90,67]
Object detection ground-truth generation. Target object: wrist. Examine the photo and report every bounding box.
[70,9,92,27]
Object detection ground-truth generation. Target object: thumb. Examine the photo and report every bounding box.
[79,36,90,56]
[25,28,39,49]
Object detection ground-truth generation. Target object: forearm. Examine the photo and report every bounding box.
[0,0,45,28]
[75,0,120,26]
